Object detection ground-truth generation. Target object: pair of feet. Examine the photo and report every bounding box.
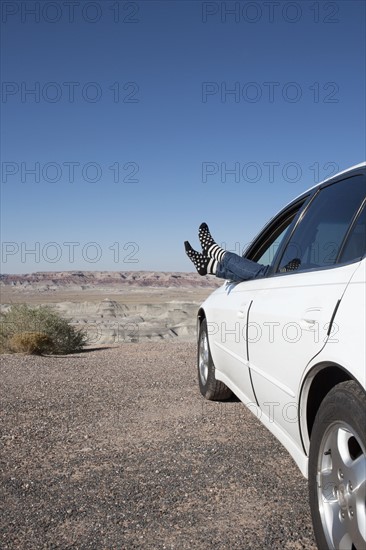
[185,223,226,276]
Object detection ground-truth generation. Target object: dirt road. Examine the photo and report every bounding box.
[0,342,317,549]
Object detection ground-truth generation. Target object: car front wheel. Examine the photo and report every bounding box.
[308,380,366,550]
[198,318,232,401]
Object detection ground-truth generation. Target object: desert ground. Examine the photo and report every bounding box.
[1,342,317,549]
[0,272,317,548]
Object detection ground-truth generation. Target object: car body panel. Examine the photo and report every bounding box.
[205,282,256,404]
[246,261,361,448]
[299,259,366,453]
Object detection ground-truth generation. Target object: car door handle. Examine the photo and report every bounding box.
[301,307,322,327]
[302,318,317,326]
[237,302,248,319]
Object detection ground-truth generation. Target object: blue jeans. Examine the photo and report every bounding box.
[215,252,269,282]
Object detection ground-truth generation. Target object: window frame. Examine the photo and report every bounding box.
[272,171,366,276]
[337,198,366,264]
[243,195,311,268]
[244,166,366,279]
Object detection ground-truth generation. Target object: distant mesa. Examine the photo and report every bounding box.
[0,272,221,343]
[0,271,221,290]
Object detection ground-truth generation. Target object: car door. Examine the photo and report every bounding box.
[208,198,306,405]
[246,173,366,450]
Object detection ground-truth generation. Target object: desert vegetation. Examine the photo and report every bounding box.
[0,303,87,355]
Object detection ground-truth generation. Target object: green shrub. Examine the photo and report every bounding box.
[0,304,87,355]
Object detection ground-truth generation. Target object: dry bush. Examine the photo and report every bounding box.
[7,331,54,355]
[0,304,87,355]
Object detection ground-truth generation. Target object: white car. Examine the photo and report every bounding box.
[197,162,366,550]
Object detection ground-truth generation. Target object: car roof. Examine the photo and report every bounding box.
[284,161,366,209]
[244,162,366,257]
[308,161,366,192]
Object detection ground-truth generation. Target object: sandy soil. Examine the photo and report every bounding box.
[0,342,317,549]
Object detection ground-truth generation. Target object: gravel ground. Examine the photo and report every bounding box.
[0,342,317,550]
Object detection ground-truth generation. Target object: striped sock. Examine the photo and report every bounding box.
[199,222,226,262]
[184,241,218,276]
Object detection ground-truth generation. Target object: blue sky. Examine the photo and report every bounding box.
[1,0,365,273]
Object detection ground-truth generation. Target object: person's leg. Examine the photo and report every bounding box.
[185,223,269,282]
[184,241,218,276]
[215,251,269,281]
[185,242,268,282]
[198,222,226,262]
[198,222,269,281]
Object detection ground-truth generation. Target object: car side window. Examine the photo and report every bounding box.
[245,199,307,269]
[338,202,366,263]
[255,224,292,266]
[277,175,366,273]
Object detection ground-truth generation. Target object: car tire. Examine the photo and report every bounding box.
[308,380,366,550]
[198,318,232,401]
